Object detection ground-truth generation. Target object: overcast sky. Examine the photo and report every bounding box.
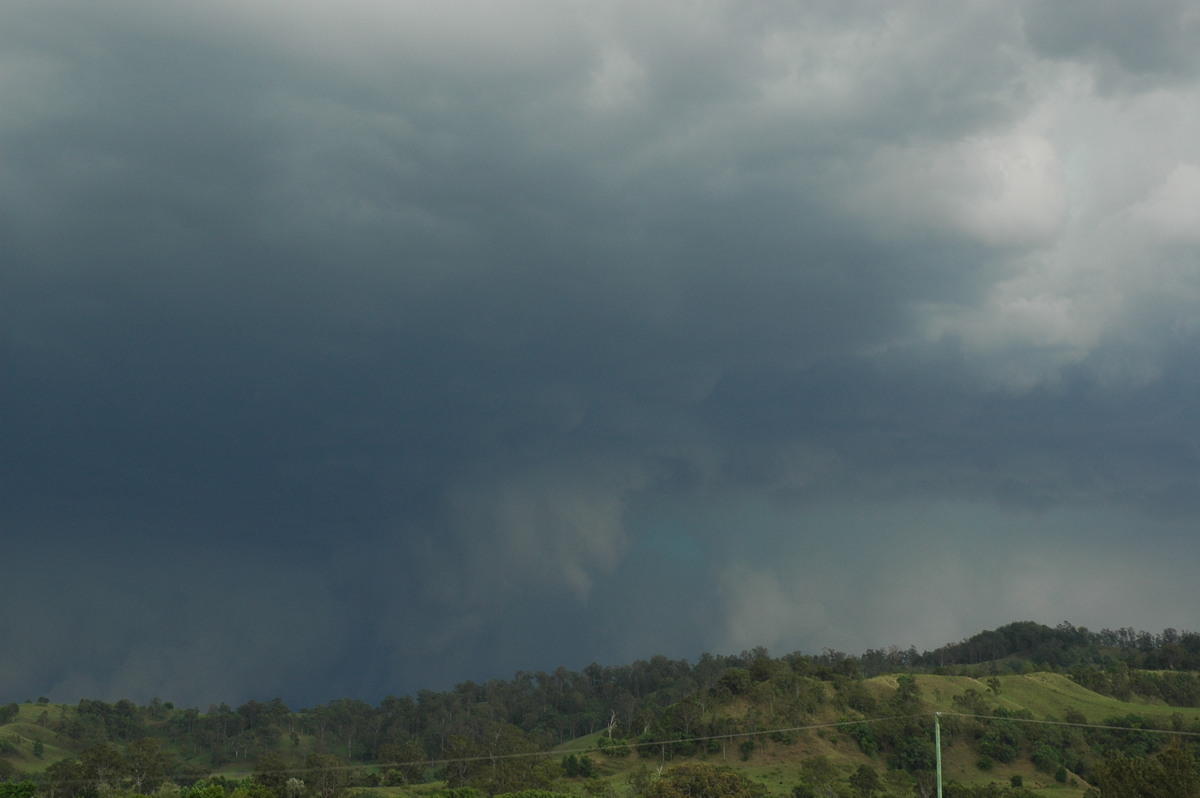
[4,0,1200,709]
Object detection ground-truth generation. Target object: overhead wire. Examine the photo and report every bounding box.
[937,710,1200,738]
[223,709,1200,775]
[27,708,1200,787]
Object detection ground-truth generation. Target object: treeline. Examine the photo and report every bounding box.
[911,621,1200,673]
[5,654,767,772]
[13,621,1200,767]
[936,622,1200,710]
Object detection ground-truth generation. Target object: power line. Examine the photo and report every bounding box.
[254,709,1200,774]
[938,710,1200,738]
[27,709,1200,788]
[226,714,930,776]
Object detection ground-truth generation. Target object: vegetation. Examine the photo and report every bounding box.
[4,622,1200,798]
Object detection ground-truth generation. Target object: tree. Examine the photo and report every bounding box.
[596,736,631,757]
[158,782,183,798]
[561,754,596,779]
[304,754,347,798]
[254,752,292,796]
[440,722,547,795]
[669,701,703,738]
[849,764,880,798]
[1090,743,1200,797]
[128,736,174,792]
[977,720,1020,764]
[893,676,922,713]
[440,735,480,788]
[79,742,127,793]
[890,735,936,772]
[43,759,84,798]
[0,783,37,798]
[231,784,278,798]
[718,669,752,696]
[378,740,425,784]
[183,780,228,798]
[646,763,764,798]
[1030,744,1060,773]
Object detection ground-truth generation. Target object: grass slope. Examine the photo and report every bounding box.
[550,673,1200,798]
[0,704,76,773]
[907,671,1200,721]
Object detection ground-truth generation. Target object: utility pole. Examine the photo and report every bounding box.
[935,712,943,798]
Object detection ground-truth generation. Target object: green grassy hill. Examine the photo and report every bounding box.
[5,670,1200,798]
[538,672,1200,798]
[0,703,77,772]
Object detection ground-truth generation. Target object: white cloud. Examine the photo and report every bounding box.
[843,128,1067,247]
[1129,162,1200,243]
[905,71,1200,389]
[585,47,646,111]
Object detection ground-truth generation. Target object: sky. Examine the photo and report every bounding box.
[4,0,1200,709]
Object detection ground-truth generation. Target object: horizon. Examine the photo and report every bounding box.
[3,618,1187,709]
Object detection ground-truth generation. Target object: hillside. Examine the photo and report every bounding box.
[5,621,1200,798]
[546,671,1200,798]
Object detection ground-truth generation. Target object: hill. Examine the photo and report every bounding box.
[5,621,1200,797]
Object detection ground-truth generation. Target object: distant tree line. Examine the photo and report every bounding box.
[911,621,1200,673]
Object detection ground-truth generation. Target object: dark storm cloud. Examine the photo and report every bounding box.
[1022,0,1200,84]
[4,0,1200,706]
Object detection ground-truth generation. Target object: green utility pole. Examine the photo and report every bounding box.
[934,712,943,798]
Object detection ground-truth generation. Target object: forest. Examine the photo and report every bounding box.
[4,621,1200,798]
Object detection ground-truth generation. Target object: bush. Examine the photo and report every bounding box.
[0,782,37,798]
[845,723,879,757]
[1031,744,1060,773]
[978,720,1020,764]
[719,669,752,696]
[596,736,631,757]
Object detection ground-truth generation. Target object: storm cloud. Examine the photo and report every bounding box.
[4,0,1200,707]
